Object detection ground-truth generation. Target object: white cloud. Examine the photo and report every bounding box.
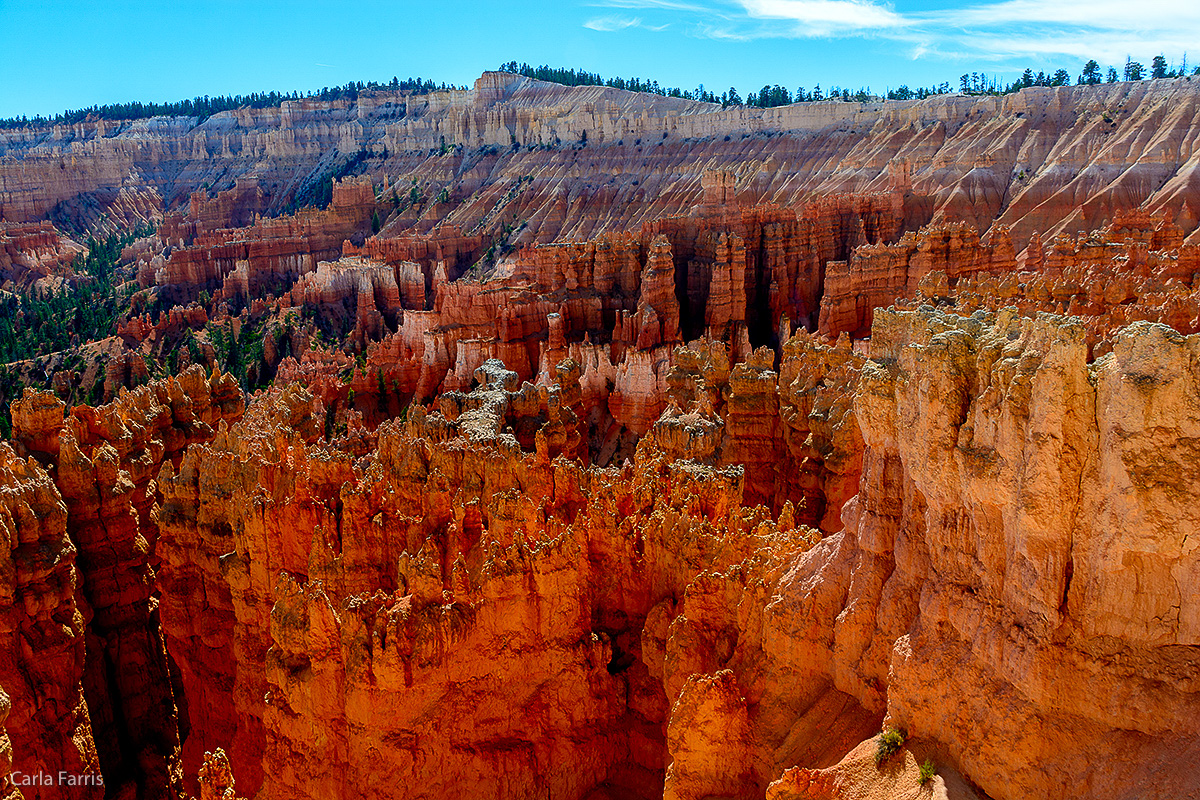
[916,0,1200,66]
[584,12,676,31]
[584,15,646,30]
[589,0,709,10]
[603,0,1200,67]
[944,0,1200,30]
[738,0,906,31]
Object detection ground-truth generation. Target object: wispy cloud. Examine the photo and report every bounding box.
[946,0,1200,29]
[589,0,708,11]
[585,14,673,31]
[916,0,1200,65]
[738,0,906,33]
[584,0,1200,68]
[585,14,641,30]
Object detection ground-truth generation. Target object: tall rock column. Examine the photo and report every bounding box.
[0,442,101,799]
[9,368,242,800]
[705,231,747,338]
[636,236,681,348]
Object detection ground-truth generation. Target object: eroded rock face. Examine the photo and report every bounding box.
[0,443,99,800]
[7,75,1200,250]
[154,376,827,799]
[0,221,85,289]
[817,222,1011,338]
[162,306,1200,800]
[7,367,243,800]
[4,75,1200,798]
[817,308,1200,800]
[250,190,908,453]
[148,177,376,306]
[1,279,1199,800]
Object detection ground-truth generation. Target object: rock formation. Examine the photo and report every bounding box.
[6,74,1200,248]
[6,367,242,799]
[0,221,85,289]
[138,303,1200,799]
[1,70,1200,800]
[0,441,99,800]
[144,177,377,306]
[153,368,821,798]
[818,222,1013,337]
[821,307,1200,799]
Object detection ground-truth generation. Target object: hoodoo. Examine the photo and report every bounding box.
[0,55,1199,800]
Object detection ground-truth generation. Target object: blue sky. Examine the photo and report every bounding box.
[1,0,1196,118]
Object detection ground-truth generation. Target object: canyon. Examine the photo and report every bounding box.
[0,71,1198,800]
[4,71,1200,248]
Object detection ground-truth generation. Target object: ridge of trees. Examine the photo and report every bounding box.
[500,56,1200,107]
[6,54,1200,130]
[498,61,926,106]
[0,77,466,130]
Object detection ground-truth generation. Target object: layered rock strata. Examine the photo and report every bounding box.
[0,281,1197,800]
[6,74,1200,248]
[0,221,85,289]
[143,177,376,305]
[0,443,99,800]
[3,72,1200,797]
[154,365,827,799]
[7,366,243,799]
[297,191,910,445]
[149,305,1200,800]
[814,307,1200,799]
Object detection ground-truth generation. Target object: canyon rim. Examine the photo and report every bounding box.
[0,34,1199,800]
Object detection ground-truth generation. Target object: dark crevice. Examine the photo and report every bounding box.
[1060,556,1074,616]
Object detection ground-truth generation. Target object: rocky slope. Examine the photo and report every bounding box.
[0,71,1198,800]
[4,289,1198,798]
[5,73,1200,248]
[0,221,85,289]
[111,304,1200,800]
[3,367,241,799]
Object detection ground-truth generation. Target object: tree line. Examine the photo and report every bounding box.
[501,56,1200,108]
[7,54,1199,130]
[0,77,466,129]
[498,61,897,107]
[963,55,1199,95]
[1076,55,1198,85]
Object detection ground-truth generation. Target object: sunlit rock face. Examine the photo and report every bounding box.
[0,74,1199,800]
[6,74,1200,248]
[137,306,1200,800]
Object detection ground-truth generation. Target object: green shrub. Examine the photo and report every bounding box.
[918,758,936,785]
[875,726,905,765]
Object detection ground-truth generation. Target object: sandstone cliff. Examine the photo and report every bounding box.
[6,366,242,799]
[1,267,1198,799]
[6,74,1200,249]
[0,221,84,289]
[0,441,98,800]
[145,307,1200,799]
[821,307,1200,799]
[2,71,1200,800]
